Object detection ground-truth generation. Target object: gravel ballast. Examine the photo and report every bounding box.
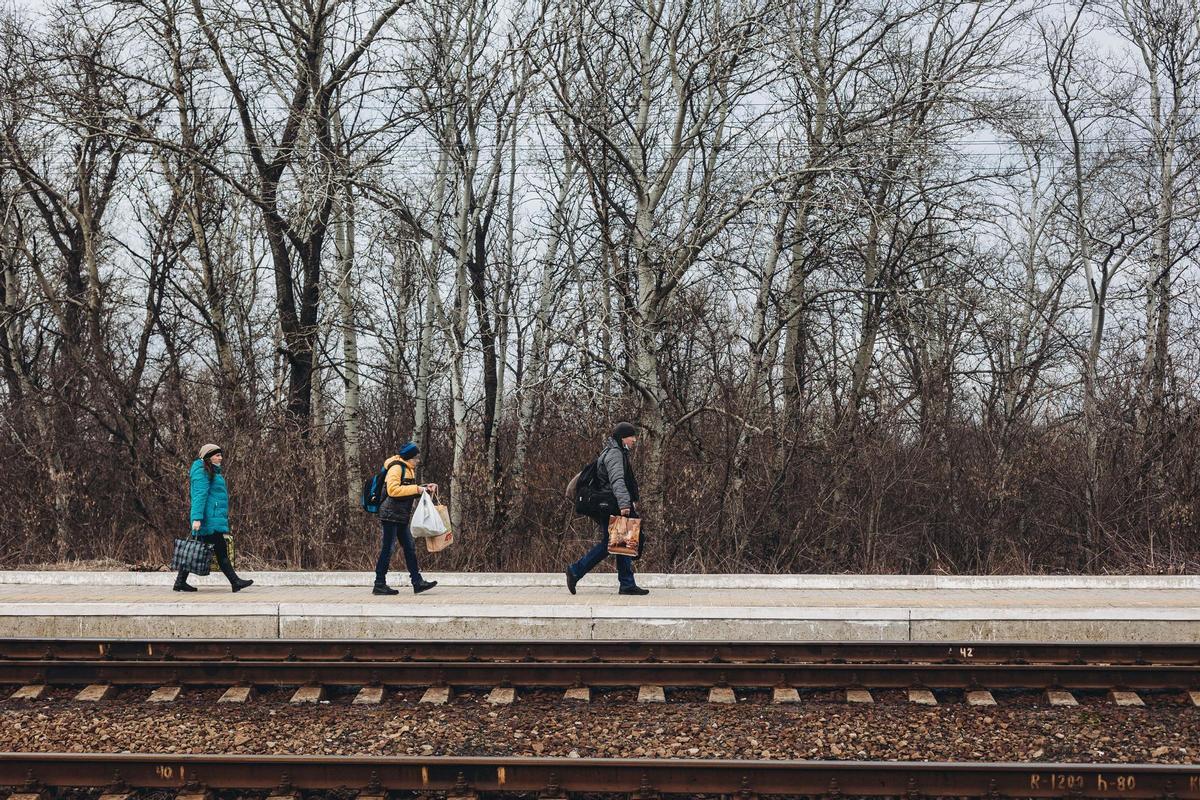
[1,687,1197,763]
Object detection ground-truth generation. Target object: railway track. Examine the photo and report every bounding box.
[3,643,1198,796]
[1,638,1198,694]
[2,752,1199,798]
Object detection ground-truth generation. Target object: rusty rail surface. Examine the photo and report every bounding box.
[1,753,1198,798]
[3,638,1199,664]
[1,659,1197,689]
[0,639,1198,690]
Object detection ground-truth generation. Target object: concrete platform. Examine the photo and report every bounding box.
[1,571,1199,641]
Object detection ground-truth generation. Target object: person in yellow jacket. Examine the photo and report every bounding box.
[374,441,439,595]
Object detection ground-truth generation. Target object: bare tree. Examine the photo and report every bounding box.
[2,0,1200,575]
[0,2,169,554]
[545,0,785,512]
[182,0,411,424]
[129,0,250,423]
[506,151,580,527]
[1112,0,1200,435]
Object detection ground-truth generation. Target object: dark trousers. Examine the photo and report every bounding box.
[568,515,636,589]
[177,532,239,585]
[376,520,423,584]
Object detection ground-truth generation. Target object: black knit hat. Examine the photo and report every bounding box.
[612,421,638,439]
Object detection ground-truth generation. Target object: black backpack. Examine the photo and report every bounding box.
[566,458,618,517]
[361,461,405,514]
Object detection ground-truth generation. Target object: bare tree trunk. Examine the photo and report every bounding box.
[779,181,814,435]
[413,138,453,457]
[847,212,884,429]
[631,211,669,513]
[511,157,577,490]
[335,184,360,505]
[1142,145,1176,433]
[448,304,468,542]
[272,319,287,409]
[445,153,473,540]
[509,176,573,527]
[413,289,436,453]
[1045,5,1115,552]
[489,129,521,527]
[730,202,789,504]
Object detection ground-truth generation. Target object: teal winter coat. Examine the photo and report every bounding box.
[189,459,229,534]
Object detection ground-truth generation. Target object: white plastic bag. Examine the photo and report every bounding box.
[410,491,447,538]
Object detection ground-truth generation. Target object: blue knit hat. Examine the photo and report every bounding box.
[398,441,420,458]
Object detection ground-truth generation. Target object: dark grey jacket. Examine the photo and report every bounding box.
[597,437,639,510]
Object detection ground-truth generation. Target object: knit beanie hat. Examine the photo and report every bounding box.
[612,422,638,440]
[198,443,223,460]
[398,441,420,459]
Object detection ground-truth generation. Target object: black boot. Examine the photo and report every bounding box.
[173,570,197,592]
[413,578,438,594]
[217,555,253,592]
[373,580,399,595]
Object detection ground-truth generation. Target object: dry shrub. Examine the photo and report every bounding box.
[1,384,1198,574]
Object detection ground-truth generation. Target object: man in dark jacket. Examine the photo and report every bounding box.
[565,422,650,596]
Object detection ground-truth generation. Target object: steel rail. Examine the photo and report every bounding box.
[2,658,1198,689]
[2,638,1198,665]
[1,753,1198,798]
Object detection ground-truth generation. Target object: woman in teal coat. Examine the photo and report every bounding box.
[174,443,253,592]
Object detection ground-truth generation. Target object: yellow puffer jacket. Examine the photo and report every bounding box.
[379,456,421,523]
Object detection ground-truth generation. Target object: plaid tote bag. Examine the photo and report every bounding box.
[171,535,213,575]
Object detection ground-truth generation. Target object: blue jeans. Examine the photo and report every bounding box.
[569,516,636,589]
[376,520,423,584]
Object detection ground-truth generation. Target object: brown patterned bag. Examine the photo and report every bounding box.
[607,515,643,558]
[425,503,454,552]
